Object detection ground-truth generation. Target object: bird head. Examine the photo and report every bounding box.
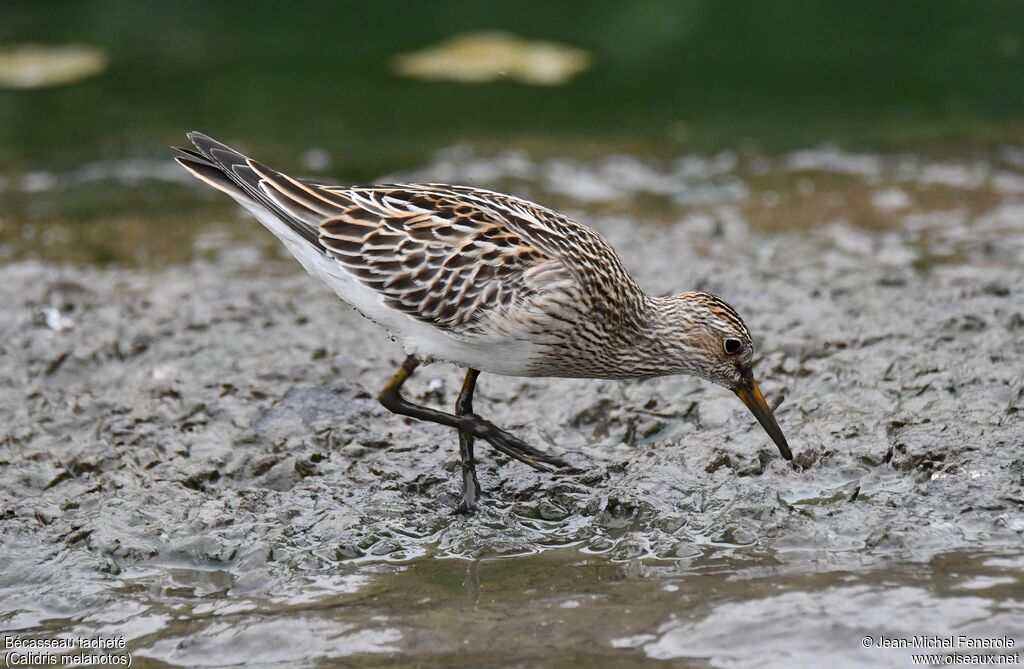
[663,291,792,460]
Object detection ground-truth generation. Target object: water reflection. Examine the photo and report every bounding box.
[392,31,591,85]
[0,43,108,89]
[20,549,1022,667]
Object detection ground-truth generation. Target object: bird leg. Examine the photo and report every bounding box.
[455,368,482,514]
[377,356,569,489]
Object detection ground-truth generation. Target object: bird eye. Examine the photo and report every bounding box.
[723,338,742,355]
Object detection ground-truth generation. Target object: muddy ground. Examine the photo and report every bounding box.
[1,147,1023,667]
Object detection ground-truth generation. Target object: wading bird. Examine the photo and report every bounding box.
[176,133,792,513]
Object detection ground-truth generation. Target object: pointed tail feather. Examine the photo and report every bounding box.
[173,148,253,204]
[175,132,325,250]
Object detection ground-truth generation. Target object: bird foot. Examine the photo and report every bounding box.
[468,414,568,472]
[453,498,480,515]
[452,463,483,515]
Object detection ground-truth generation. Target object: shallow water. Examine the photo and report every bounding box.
[1,143,1023,666]
[9,549,1024,668]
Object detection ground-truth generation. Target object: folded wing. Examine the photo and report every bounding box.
[176,133,574,336]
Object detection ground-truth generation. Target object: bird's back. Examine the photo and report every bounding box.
[176,133,650,376]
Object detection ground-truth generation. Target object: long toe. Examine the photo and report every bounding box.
[486,431,569,472]
[500,430,570,469]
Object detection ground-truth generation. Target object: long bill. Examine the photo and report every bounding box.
[734,377,792,460]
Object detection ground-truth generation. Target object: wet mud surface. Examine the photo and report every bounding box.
[2,146,1023,666]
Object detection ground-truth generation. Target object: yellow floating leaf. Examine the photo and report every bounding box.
[392,31,590,86]
[0,43,109,90]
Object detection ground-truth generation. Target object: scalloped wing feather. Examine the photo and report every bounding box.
[316,187,568,334]
[179,134,639,351]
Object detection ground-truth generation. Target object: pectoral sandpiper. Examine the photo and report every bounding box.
[176,132,793,513]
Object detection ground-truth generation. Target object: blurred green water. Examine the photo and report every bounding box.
[2,0,1023,178]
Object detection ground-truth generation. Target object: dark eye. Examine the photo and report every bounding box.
[723,338,742,355]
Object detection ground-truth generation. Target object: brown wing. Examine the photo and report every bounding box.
[250,168,571,333]
[179,133,611,337]
[327,187,582,332]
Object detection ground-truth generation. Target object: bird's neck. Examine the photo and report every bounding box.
[534,293,697,380]
[577,293,685,379]
[613,294,704,379]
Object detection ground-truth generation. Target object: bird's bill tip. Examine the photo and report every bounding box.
[734,377,793,460]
